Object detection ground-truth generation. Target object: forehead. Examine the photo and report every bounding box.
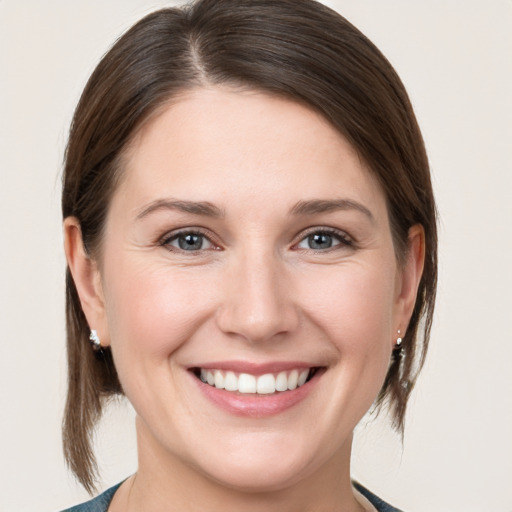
[115,86,387,215]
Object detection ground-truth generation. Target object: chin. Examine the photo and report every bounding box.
[202,456,311,494]
[184,431,328,494]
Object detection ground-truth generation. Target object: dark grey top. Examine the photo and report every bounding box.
[62,481,403,512]
[354,481,404,512]
[61,484,121,512]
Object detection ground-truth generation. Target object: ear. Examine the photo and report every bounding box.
[64,217,110,348]
[393,224,425,339]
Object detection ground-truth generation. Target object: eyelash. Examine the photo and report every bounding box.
[159,229,218,253]
[293,227,353,252]
[158,227,353,253]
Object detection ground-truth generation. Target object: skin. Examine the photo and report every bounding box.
[65,87,424,512]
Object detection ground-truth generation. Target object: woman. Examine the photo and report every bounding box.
[61,0,437,510]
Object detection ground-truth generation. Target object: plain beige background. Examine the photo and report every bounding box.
[1,1,511,511]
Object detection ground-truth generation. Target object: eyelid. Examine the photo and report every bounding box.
[292,226,354,250]
[156,226,353,252]
[158,227,221,251]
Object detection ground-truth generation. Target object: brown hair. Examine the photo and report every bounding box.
[62,0,437,493]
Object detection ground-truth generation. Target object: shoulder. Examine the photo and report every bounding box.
[353,482,404,512]
[59,483,121,512]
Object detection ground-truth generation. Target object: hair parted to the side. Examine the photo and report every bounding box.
[62,0,437,493]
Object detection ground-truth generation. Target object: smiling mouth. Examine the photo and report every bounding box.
[192,367,321,395]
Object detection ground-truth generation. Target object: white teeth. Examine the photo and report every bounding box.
[287,369,298,390]
[214,370,224,389]
[238,373,257,393]
[275,371,288,392]
[199,368,313,395]
[224,371,238,391]
[257,374,276,394]
[298,369,309,387]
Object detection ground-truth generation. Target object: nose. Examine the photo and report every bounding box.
[215,248,299,344]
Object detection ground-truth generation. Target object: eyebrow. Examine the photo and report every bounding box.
[136,199,225,220]
[290,199,374,221]
[136,198,373,222]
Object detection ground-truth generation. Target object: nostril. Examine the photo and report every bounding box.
[214,267,299,343]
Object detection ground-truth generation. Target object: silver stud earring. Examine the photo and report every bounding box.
[89,329,101,351]
[396,329,403,347]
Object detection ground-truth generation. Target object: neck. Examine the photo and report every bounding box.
[115,416,365,512]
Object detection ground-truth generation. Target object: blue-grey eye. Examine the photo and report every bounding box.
[296,231,347,250]
[309,233,334,249]
[179,234,204,250]
[165,232,214,251]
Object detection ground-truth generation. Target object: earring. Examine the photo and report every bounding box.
[393,329,404,359]
[89,329,102,351]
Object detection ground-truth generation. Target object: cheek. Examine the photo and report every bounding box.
[103,259,217,365]
[298,261,396,357]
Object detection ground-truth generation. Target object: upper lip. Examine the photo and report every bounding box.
[189,360,321,376]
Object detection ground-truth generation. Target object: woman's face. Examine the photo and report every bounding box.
[84,87,416,490]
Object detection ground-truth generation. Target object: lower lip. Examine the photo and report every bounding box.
[192,371,322,418]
